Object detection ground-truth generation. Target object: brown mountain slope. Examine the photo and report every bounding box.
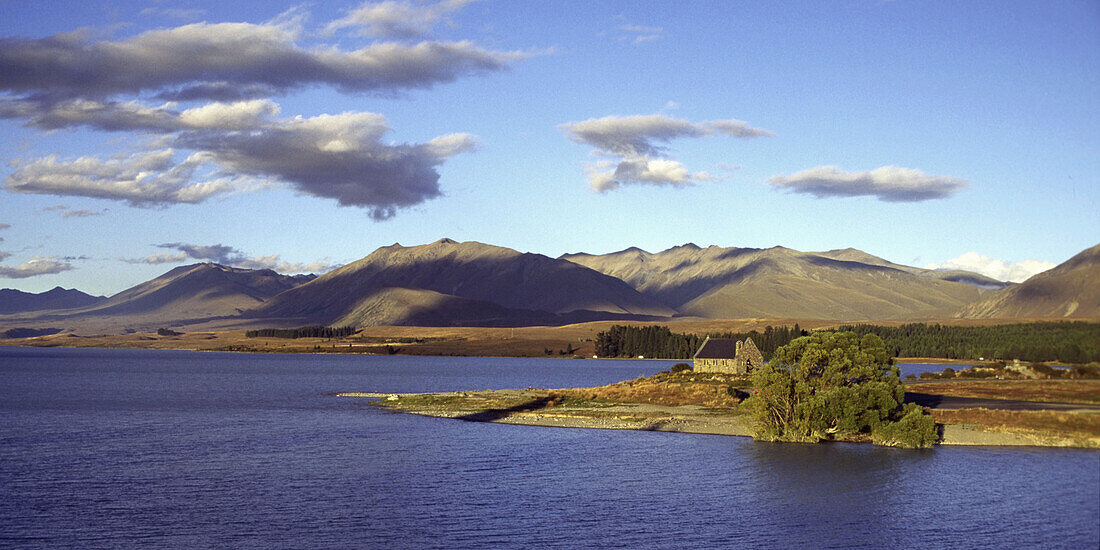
[957,243,1100,319]
[562,244,985,320]
[252,239,675,326]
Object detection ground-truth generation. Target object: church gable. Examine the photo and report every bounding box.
[692,336,763,374]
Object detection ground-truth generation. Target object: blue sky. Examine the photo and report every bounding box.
[0,0,1096,295]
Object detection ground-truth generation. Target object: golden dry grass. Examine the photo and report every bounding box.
[558,371,745,408]
[8,316,1096,358]
[932,408,1100,447]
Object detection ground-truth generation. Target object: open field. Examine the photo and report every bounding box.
[931,409,1100,447]
[2,316,1066,360]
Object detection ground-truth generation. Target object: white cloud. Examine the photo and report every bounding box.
[139,242,338,274]
[586,157,714,192]
[561,115,772,157]
[5,107,474,216]
[325,0,478,39]
[560,114,771,191]
[179,99,280,130]
[0,7,516,219]
[0,256,74,278]
[0,98,180,131]
[767,165,968,202]
[5,150,236,206]
[178,111,477,219]
[924,252,1056,283]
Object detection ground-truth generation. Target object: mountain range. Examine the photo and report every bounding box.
[1,239,1096,333]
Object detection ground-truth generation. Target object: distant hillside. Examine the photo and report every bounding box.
[252,239,675,327]
[79,263,312,319]
[958,243,1100,319]
[0,263,315,331]
[815,248,1008,289]
[0,287,104,314]
[562,244,987,321]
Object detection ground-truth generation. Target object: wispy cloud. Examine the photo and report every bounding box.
[766,166,968,202]
[925,252,1055,283]
[559,114,772,192]
[0,13,523,102]
[139,7,206,20]
[617,23,664,44]
[0,256,74,279]
[325,0,479,39]
[42,204,109,218]
[125,242,338,274]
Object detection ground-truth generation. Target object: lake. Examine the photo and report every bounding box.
[1,347,1096,549]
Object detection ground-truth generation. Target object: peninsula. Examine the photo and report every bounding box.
[350,369,1100,449]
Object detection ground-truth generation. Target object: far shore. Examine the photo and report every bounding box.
[0,321,1033,365]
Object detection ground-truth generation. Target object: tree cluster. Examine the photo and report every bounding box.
[593,322,1100,364]
[744,331,936,448]
[245,326,357,339]
[837,322,1100,363]
[594,324,805,360]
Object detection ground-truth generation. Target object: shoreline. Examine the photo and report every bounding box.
[341,389,1100,449]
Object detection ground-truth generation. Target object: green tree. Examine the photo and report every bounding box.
[744,331,935,448]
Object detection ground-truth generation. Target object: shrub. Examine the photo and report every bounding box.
[872,403,937,448]
[940,367,956,378]
[1030,363,1057,378]
[671,363,692,373]
[1071,365,1100,378]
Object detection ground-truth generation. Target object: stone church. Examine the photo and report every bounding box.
[692,336,764,374]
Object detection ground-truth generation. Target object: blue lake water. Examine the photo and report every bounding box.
[1,347,1097,549]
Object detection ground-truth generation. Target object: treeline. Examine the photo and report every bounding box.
[245,326,357,339]
[837,322,1100,363]
[594,324,806,360]
[594,322,1100,363]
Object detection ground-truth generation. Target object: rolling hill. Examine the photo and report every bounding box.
[0,263,314,331]
[4,240,1093,333]
[0,287,105,314]
[561,244,990,320]
[957,242,1100,318]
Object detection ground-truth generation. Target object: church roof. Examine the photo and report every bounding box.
[693,337,740,359]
